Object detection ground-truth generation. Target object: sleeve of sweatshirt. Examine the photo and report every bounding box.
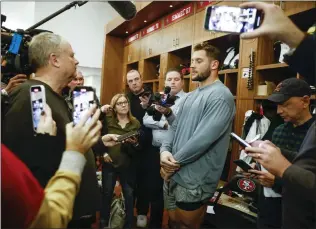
[173,99,234,165]
[160,113,178,153]
[282,164,316,202]
[285,34,315,86]
[29,151,86,228]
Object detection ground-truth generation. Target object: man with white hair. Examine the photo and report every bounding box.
[69,70,85,89]
[2,32,101,228]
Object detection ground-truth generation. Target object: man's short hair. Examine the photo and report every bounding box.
[165,67,183,80]
[28,32,66,71]
[126,69,141,78]
[193,42,222,66]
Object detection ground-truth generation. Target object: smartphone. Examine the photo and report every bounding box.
[72,86,95,125]
[230,132,251,148]
[116,130,140,142]
[204,5,262,34]
[30,85,46,131]
[234,159,253,172]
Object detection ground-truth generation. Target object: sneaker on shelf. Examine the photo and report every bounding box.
[136,215,147,228]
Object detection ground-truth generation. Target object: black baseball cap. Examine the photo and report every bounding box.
[268,78,312,104]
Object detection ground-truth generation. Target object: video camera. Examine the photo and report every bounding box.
[1,1,91,85]
[146,86,177,121]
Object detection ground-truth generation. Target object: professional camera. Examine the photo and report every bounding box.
[1,14,54,84]
[146,86,176,121]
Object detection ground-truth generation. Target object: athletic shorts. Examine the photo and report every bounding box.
[163,180,212,211]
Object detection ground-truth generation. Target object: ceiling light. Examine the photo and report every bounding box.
[170,5,173,7]
[144,20,147,23]
[125,31,128,34]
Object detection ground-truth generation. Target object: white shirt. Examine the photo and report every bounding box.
[143,90,186,147]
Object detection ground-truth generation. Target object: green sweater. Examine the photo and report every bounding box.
[107,115,141,169]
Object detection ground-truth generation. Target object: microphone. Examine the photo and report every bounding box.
[164,86,171,94]
[107,1,137,21]
[154,92,161,101]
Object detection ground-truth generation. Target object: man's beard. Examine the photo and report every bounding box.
[192,69,211,82]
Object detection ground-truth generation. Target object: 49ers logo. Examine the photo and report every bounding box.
[237,178,256,192]
[274,82,283,92]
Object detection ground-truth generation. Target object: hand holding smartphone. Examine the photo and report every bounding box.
[204,5,262,34]
[30,85,46,132]
[72,86,96,125]
[116,130,140,143]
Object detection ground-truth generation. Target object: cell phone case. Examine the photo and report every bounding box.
[116,130,140,142]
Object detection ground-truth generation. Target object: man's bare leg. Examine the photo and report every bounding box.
[167,210,177,229]
[175,205,207,229]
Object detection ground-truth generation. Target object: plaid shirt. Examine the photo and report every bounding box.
[272,117,314,161]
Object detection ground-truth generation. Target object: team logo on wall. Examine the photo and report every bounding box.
[237,178,256,192]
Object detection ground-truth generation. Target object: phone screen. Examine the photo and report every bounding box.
[30,85,46,131]
[72,87,95,125]
[205,6,260,33]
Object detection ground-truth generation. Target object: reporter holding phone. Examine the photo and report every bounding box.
[100,93,141,229]
[241,2,316,228]
[2,32,101,228]
[2,105,119,228]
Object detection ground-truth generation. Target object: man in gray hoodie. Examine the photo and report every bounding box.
[160,42,236,229]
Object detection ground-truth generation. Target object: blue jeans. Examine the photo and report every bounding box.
[101,163,135,229]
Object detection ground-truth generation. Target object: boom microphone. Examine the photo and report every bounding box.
[107,1,137,21]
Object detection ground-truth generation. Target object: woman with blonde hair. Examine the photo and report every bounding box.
[100,93,141,229]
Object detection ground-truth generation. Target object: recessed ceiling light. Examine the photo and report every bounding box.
[170,5,173,7]
[125,31,128,34]
[144,20,147,23]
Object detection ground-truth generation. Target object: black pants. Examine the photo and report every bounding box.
[257,195,282,229]
[135,146,164,228]
[101,163,135,229]
[67,215,95,228]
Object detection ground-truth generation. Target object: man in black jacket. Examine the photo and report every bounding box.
[2,32,101,228]
[241,2,315,228]
[125,69,156,228]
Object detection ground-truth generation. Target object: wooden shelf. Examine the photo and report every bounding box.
[143,79,159,83]
[254,96,269,100]
[256,63,289,71]
[219,69,238,75]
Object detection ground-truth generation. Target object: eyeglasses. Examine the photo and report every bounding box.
[116,101,128,106]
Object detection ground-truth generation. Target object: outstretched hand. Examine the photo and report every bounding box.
[66,105,102,154]
[245,140,292,177]
[240,2,305,48]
